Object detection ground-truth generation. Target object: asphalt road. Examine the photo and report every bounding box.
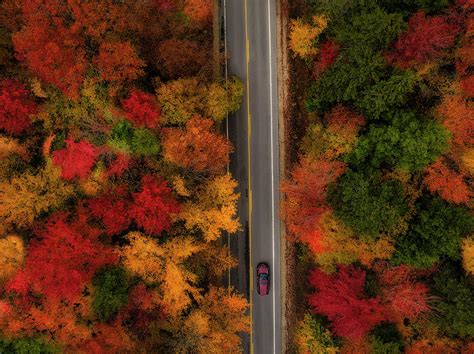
[224,0,281,353]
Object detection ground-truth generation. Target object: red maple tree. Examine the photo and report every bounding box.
[5,210,118,303]
[386,11,458,68]
[281,157,345,253]
[312,40,340,79]
[122,89,161,128]
[52,139,98,180]
[460,74,474,97]
[88,185,132,235]
[376,264,431,322]
[129,175,181,235]
[424,159,471,204]
[106,153,131,177]
[308,265,388,339]
[0,79,38,135]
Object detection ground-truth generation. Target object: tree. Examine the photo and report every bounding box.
[92,266,130,322]
[376,264,431,323]
[121,232,201,316]
[460,74,474,97]
[122,89,161,128]
[94,41,145,89]
[281,157,346,253]
[394,196,474,268]
[88,185,132,235]
[424,159,471,204]
[130,128,160,156]
[0,162,74,228]
[308,265,388,339]
[462,236,474,275]
[312,40,340,79]
[12,2,86,99]
[204,77,243,122]
[183,0,213,28]
[289,16,327,59]
[315,212,394,272]
[52,139,98,180]
[156,39,206,79]
[356,70,420,120]
[129,175,180,235]
[0,79,38,135]
[0,235,24,283]
[301,105,364,160]
[348,111,450,172]
[156,78,204,125]
[437,93,474,149]
[327,169,408,239]
[0,336,58,354]
[294,313,339,354]
[5,210,118,302]
[385,11,458,69]
[162,116,233,174]
[181,174,240,242]
[430,264,474,338]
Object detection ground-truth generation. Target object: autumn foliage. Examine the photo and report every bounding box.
[424,159,471,204]
[308,265,388,339]
[122,90,161,128]
[386,11,458,68]
[0,79,37,135]
[52,139,98,180]
[282,157,345,253]
[312,40,340,78]
[162,116,233,174]
[129,175,180,235]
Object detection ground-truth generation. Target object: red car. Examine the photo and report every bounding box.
[256,263,270,296]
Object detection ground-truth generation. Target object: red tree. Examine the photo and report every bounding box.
[12,1,86,99]
[0,79,37,135]
[5,210,118,303]
[424,159,471,204]
[122,89,161,128]
[308,265,388,339]
[88,185,132,235]
[376,264,431,322]
[94,41,145,84]
[129,175,181,235]
[106,152,131,177]
[281,157,345,253]
[460,74,474,97]
[52,139,98,180]
[162,116,233,174]
[312,40,340,79]
[386,11,458,68]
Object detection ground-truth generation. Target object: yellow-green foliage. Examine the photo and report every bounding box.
[0,161,74,228]
[462,236,474,275]
[0,234,24,283]
[315,212,395,273]
[295,313,339,354]
[205,77,243,122]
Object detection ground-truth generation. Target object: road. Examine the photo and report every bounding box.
[224,0,281,353]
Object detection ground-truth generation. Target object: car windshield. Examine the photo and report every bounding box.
[260,273,269,280]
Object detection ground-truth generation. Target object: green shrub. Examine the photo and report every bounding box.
[394,197,474,268]
[0,337,58,354]
[92,266,130,322]
[327,169,408,239]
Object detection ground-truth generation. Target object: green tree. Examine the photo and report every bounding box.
[108,119,134,153]
[394,197,474,268]
[92,266,130,322]
[327,169,408,239]
[0,337,58,354]
[356,70,420,120]
[131,128,160,156]
[430,264,474,339]
[348,111,449,172]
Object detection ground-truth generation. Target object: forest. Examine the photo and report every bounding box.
[0,0,249,353]
[285,0,473,352]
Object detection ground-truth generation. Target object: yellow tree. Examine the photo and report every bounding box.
[205,77,243,122]
[0,235,24,283]
[315,212,395,273]
[181,173,240,242]
[0,136,27,161]
[289,16,327,59]
[462,236,474,275]
[121,232,202,317]
[0,161,74,228]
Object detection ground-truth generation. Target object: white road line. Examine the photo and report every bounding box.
[267,0,277,353]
